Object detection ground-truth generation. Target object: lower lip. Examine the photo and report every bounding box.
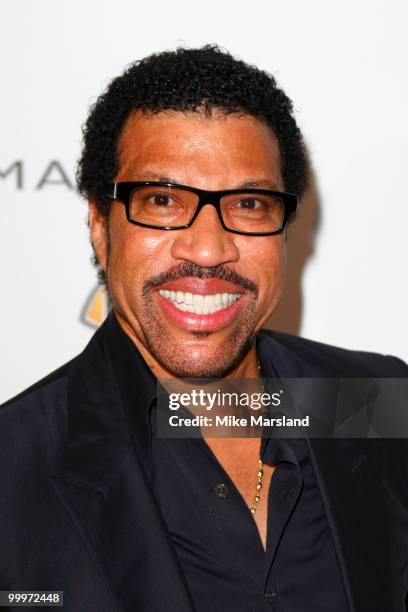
[156,293,245,332]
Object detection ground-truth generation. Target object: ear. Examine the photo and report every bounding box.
[88,200,109,271]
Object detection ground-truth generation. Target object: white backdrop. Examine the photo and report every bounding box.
[1,0,407,402]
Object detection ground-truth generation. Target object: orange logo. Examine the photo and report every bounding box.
[81,286,109,328]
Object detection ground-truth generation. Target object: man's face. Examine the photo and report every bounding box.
[90,110,287,377]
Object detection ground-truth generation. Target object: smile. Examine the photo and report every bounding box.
[158,290,241,314]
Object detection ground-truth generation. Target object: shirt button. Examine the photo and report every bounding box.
[264,588,276,601]
[214,483,229,498]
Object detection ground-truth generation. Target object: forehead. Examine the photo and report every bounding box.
[116,110,284,190]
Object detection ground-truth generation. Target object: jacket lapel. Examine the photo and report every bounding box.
[49,318,195,612]
[257,330,394,612]
[307,437,397,611]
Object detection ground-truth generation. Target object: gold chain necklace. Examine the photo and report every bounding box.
[250,459,264,514]
[250,358,264,515]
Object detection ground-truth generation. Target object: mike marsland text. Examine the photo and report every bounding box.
[168,414,310,427]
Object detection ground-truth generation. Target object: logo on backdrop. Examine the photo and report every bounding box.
[0,160,73,189]
[80,286,109,329]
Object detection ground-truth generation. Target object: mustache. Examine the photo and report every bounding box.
[142,262,259,297]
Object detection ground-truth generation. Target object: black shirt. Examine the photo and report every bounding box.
[107,312,349,611]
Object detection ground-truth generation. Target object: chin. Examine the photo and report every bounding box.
[146,334,255,379]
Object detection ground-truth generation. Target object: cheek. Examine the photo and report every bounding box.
[238,236,286,291]
[108,222,171,289]
[266,241,287,281]
[249,240,286,319]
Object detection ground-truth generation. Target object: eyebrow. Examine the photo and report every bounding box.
[130,172,280,190]
[237,179,280,189]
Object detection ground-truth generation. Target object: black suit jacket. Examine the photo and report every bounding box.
[1,316,407,612]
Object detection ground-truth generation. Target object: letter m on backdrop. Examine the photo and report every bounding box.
[0,161,23,188]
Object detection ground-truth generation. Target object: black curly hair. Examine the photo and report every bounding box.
[77,44,308,217]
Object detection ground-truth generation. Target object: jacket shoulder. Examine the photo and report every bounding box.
[1,358,76,409]
[258,328,408,377]
[0,358,85,500]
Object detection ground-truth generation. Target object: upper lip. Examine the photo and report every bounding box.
[156,278,245,295]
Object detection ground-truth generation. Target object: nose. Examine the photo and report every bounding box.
[170,204,240,267]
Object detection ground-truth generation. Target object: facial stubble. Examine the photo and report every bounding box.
[138,290,259,378]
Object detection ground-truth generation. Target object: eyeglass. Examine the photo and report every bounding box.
[104,181,298,236]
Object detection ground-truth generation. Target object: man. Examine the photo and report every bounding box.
[0,46,407,611]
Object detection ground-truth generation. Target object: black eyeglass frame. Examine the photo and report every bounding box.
[104,181,298,236]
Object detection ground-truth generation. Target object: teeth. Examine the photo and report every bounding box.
[158,290,241,314]
[193,294,203,307]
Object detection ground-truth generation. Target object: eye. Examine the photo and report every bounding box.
[149,192,173,206]
[236,198,261,210]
